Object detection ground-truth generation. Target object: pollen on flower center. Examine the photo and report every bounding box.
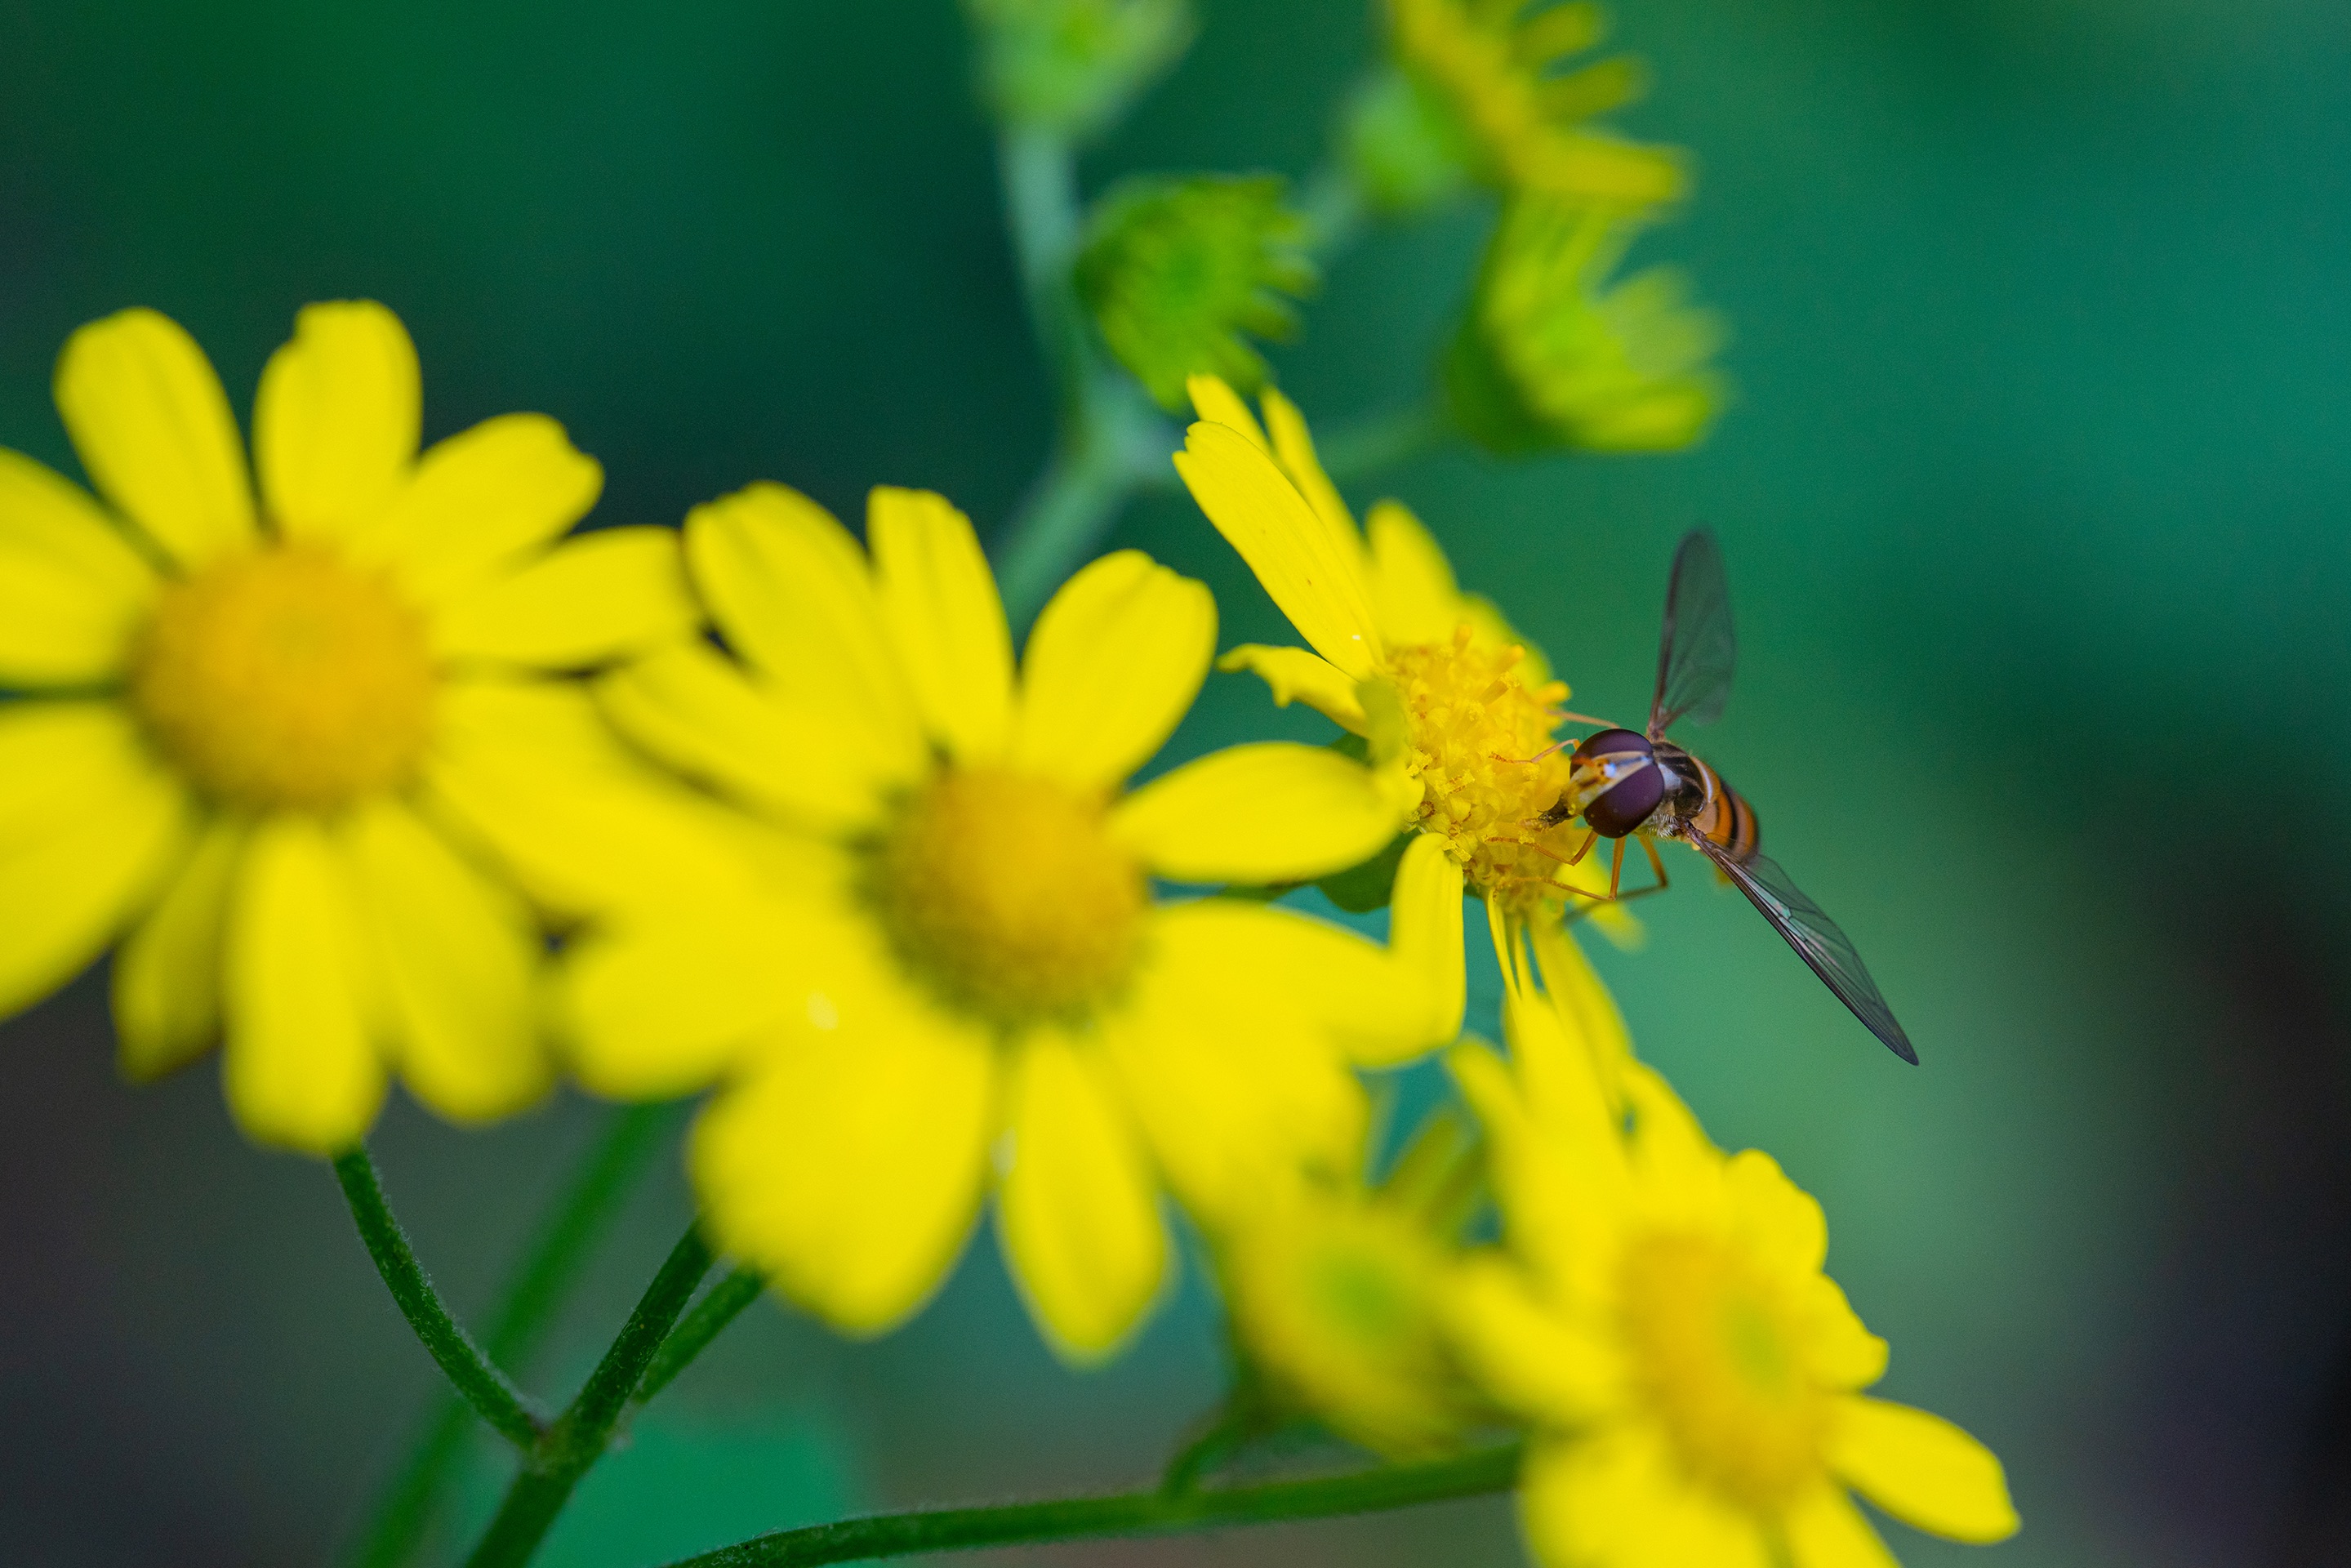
[866,766,1147,1027]
[1387,624,1578,911]
[129,544,438,811]
[1616,1232,1828,1510]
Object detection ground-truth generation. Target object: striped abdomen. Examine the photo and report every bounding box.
[1654,744,1761,864]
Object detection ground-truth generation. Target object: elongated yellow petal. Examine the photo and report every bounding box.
[1523,1427,1771,1568]
[868,487,1014,762]
[1214,644,1368,733]
[594,643,888,833]
[1008,549,1214,788]
[254,301,420,540]
[1259,385,1362,551]
[350,414,603,604]
[0,703,192,1018]
[684,483,924,773]
[0,451,158,684]
[1527,916,1630,1106]
[1446,1254,1619,1423]
[997,1031,1169,1363]
[1782,1486,1901,1568]
[1173,421,1380,679]
[692,1013,996,1335]
[1147,899,1442,1067]
[1365,499,1465,645]
[1390,835,1466,1041]
[432,526,696,669]
[341,800,549,1125]
[1185,372,1268,448]
[1828,1396,2019,1544]
[53,308,255,568]
[114,813,246,1082]
[1110,742,1397,884]
[223,817,386,1154]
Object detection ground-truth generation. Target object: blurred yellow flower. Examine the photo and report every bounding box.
[1448,960,2019,1568]
[0,303,710,1155]
[568,486,1449,1361]
[1173,374,1636,1031]
[1386,0,1683,208]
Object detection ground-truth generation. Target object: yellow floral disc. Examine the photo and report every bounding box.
[130,544,437,812]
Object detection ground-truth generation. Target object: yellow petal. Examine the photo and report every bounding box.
[1527,916,1631,1107]
[114,813,247,1082]
[254,301,420,540]
[0,703,192,1018]
[1365,499,1464,646]
[1390,835,1466,1041]
[997,1031,1169,1363]
[1009,550,1215,789]
[223,817,387,1154]
[1185,373,1269,448]
[1828,1396,2019,1544]
[1782,1486,1901,1568]
[53,308,255,567]
[691,1012,996,1335]
[1147,899,1443,1068]
[594,643,888,833]
[1214,644,1368,733]
[1445,1254,1616,1422]
[432,526,696,669]
[1110,742,1399,884]
[867,487,1014,762]
[683,482,924,773]
[1259,385,1361,552]
[351,413,603,604]
[1521,1429,1770,1568]
[342,800,550,1125]
[1173,421,1381,679]
[0,452,158,684]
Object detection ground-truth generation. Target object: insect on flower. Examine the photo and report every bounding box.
[1538,529,1917,1062]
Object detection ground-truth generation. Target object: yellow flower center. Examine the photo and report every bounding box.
[1616,1232,1828,1511]
[129,544,438,811]
[866,766,1148,1028]
[1387,625,1579,913]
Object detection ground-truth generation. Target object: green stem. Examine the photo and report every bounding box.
[633,1266,765,1408]
[333,1149,545,1451]
[342,1104,679,1568]
[661,1443,1522,1568]
[463,1224,716,1568]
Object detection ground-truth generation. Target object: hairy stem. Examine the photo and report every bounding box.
[661,1444,1521,1568]
[341,1104,679,1568]
[462,1224,716,1568]
[633,1265,766,1409]
[333,1149,545,1451]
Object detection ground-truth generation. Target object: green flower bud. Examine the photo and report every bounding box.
[1339,69,1479,219]
[964,0,1194,140]
[1075,175,1317,412]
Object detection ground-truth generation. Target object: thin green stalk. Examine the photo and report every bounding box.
[342,1104,679,1568]
[634,1265,765,1409]
[463,1224,716,1568]
[661,1443,1522,1568]
[333,1149,545,1451]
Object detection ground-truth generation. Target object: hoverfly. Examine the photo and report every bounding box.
[1539,530,1917,1063]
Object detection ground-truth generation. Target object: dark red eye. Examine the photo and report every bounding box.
[1570,728,1662,838]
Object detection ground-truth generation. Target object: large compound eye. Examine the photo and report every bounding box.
[1570,728,1662,838]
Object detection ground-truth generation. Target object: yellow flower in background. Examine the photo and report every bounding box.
[566,484,1449,1361]
[1174,373,1634,1033]
[1387,0,1684,209]
[0,303,712,1155]
[1448,964,2019,1568]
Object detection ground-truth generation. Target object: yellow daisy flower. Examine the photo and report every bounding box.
[1447,964,2020,1567]
[1173,373,1632,1031]
[1387,0,1685,208]
[564,483,1449,1361]
[0,302,715,1155]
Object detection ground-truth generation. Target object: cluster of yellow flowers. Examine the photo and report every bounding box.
[0,300,2012,1568]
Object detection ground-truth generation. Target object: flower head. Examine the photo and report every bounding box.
[569,486,1451,1361]
[965,0,1193,140]
[1446,960,2020,1566]
[0,304,715,1153]
[1077,173,1316,411]
[1449,198,1726,455]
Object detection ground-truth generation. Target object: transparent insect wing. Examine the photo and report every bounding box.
[1649,528,1736,735]
[1690,835,1917,1063]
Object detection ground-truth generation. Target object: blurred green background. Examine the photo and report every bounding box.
[4,2,2349,1565]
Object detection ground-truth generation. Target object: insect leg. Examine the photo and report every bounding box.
[1602,835,1675,906]
[1608,836,1626,898]
[1566,829,1598,866]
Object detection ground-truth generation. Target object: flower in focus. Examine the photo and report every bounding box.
[568,486,1450,1361]
[965,0,1194,140]
[1448,198,1726,455]
[0,303,713,1153]
[1173,374,1636,1030]
[1378,0,1683,212]
[1077,173,1316,411]
[1447,959,2020,1567]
